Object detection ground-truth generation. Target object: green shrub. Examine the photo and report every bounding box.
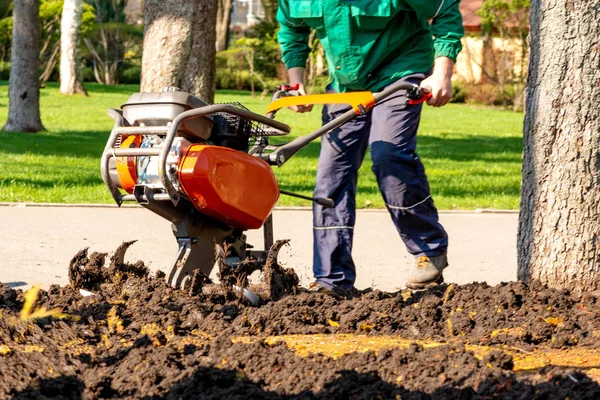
[464,83,503,106]
[82,66,95,82]
[215,66,281,93]
[216,68,252,91]
[503,83,525,111]
[302,74,329,94]
[120,65,141,84]
[0,61,9,80]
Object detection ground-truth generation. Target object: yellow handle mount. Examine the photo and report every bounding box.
[266,92,376,115]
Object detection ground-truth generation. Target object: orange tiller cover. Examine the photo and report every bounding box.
[178,145,280,230]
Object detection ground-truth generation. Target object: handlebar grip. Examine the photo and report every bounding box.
[408,92,432,105]
[315,197,334,208]
[278,83,300,92]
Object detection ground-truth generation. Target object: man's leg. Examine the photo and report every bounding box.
[368,80,448,261]
[313,102,370,290]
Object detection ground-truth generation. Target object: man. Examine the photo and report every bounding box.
[276,0,464,290]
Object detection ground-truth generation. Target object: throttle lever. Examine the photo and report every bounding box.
[407,86,433,105]
[279,190,334,208]
[279,83,300,92]
[408,92,432,105]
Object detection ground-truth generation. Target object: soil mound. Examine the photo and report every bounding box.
[2,246,600,398]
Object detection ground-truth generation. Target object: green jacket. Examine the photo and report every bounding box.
[277,0,464,92]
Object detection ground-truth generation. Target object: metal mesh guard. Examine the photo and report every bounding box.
[214,102,288,137]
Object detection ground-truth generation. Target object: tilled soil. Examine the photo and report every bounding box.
[1,247,600,399]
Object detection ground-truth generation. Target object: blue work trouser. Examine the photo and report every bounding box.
[313,75,448,290]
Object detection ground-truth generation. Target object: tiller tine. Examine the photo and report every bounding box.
[166,223,233,290]
[264,239,290,267]
[111,240,138,265]
[213,236,289,307]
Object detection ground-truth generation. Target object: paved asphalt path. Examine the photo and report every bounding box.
[0,204,518,292]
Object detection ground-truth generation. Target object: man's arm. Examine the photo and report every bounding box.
[421,57,455,107]
[277,2,311,77]
[276,2,312,112]
[413,0,464,107]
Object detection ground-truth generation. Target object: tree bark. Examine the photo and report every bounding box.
[141,0,218,103]
[2,0,45,133]
[216,0,233,52]
[518,0,600,292]
[60,0,87,95]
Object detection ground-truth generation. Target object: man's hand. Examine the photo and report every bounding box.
[420,57,455,107]
[287,67,313,113]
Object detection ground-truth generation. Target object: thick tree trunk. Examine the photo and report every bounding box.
[2,0,45,133]
[60,0,87,95]
[518,0,600,292]
[141,0,218,103]
[216,0,233,52]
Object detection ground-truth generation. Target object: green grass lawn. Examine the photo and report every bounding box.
[0,82,523,209]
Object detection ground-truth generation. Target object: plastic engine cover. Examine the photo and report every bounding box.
[121,89,213,140]
[178,145,279,230]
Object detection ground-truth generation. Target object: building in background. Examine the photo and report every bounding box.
[455,0,528,84]
[230,0,265,31]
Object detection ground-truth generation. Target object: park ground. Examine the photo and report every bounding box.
[4,84,600,398]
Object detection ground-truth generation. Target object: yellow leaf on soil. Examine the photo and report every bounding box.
[446,319,454,336]
[544,317,564,326]
[442,284,455,303]
[107,307,124,334]
[490,327,525,338]
[20,285,72,322]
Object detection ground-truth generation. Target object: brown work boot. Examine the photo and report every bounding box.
[307,281,327,292]
[406,253,448,290]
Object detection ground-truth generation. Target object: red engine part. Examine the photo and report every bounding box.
[178,145,280,230]
[115,135,142,193]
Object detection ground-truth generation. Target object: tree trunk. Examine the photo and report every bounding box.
[518,0,600,292]
[480,31,496,85]
[60,0,87,95]
[40,42,60,86]
[2,0,45,133]
[141,0,218,103]
[216,0,233,52]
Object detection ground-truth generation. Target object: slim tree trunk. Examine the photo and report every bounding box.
[2,0,45,133]
[480,32,496,85]
[216,0,233,52]
[40,42,60,86]
[518,0,600,292]
[60,0,87,95]
[141,0,218,103]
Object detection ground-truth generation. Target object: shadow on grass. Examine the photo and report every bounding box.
[0,130,108,159]
[434,182,520,198]
[38,81,140,95]
[0,175,103,188]
[275,134,522,164]
[418,134,523,163]
[0,129,521,198]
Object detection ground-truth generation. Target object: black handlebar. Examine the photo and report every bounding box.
[263,79,426,167]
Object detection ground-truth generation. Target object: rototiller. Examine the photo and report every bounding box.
[100,79,430,294]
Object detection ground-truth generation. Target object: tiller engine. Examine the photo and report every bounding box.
[100,81,429,298]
